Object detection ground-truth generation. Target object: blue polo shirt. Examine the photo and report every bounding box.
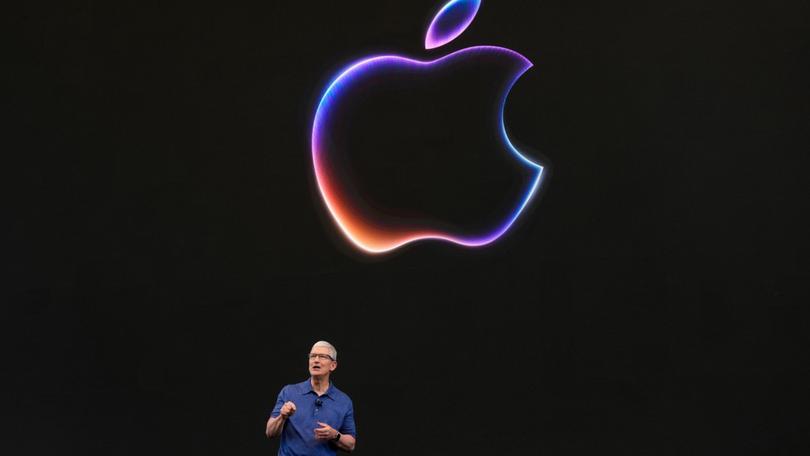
[270,379,357,456]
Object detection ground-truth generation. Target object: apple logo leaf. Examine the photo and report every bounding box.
[425,0,482,50]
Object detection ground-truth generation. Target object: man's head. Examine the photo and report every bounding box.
[308,340,338,378]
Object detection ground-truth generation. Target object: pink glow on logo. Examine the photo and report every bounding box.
[311,47,544,254]
[425,0,482,50]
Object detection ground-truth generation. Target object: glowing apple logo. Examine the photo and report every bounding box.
[312,0,544,254]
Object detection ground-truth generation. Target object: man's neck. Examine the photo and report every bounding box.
[310,376,330,395]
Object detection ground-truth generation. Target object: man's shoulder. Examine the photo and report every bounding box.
[329,384,353,404]
[281,379,310,394]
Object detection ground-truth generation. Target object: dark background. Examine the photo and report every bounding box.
[5,0,810,454]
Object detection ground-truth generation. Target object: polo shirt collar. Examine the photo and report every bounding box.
[300,378,335,400]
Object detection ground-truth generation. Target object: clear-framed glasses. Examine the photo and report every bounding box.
[308,353,334,361]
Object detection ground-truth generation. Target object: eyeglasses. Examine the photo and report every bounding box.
[308,353,334,361]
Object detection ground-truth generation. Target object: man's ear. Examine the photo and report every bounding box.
[330,361,338,372]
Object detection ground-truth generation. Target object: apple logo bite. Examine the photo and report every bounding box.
[312,0,544,254]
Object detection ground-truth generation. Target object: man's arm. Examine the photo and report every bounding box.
[266,401,296,438]
[333,433,356,452]
[315,422,356,452]
[336,400,357,452]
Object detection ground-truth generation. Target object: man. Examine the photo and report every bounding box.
[266,341,357,455]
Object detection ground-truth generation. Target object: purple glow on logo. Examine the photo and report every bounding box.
[425,0,482,49]
[312,46,544,254]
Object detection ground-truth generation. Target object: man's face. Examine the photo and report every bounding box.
[308,346,337,377]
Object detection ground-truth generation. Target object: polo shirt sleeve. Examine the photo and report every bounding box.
[270,385,288,418]
[339,399,357,437]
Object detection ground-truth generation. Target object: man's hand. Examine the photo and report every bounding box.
[266,401,296,439]
[314,421,339,441]
[280,401,297,418]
